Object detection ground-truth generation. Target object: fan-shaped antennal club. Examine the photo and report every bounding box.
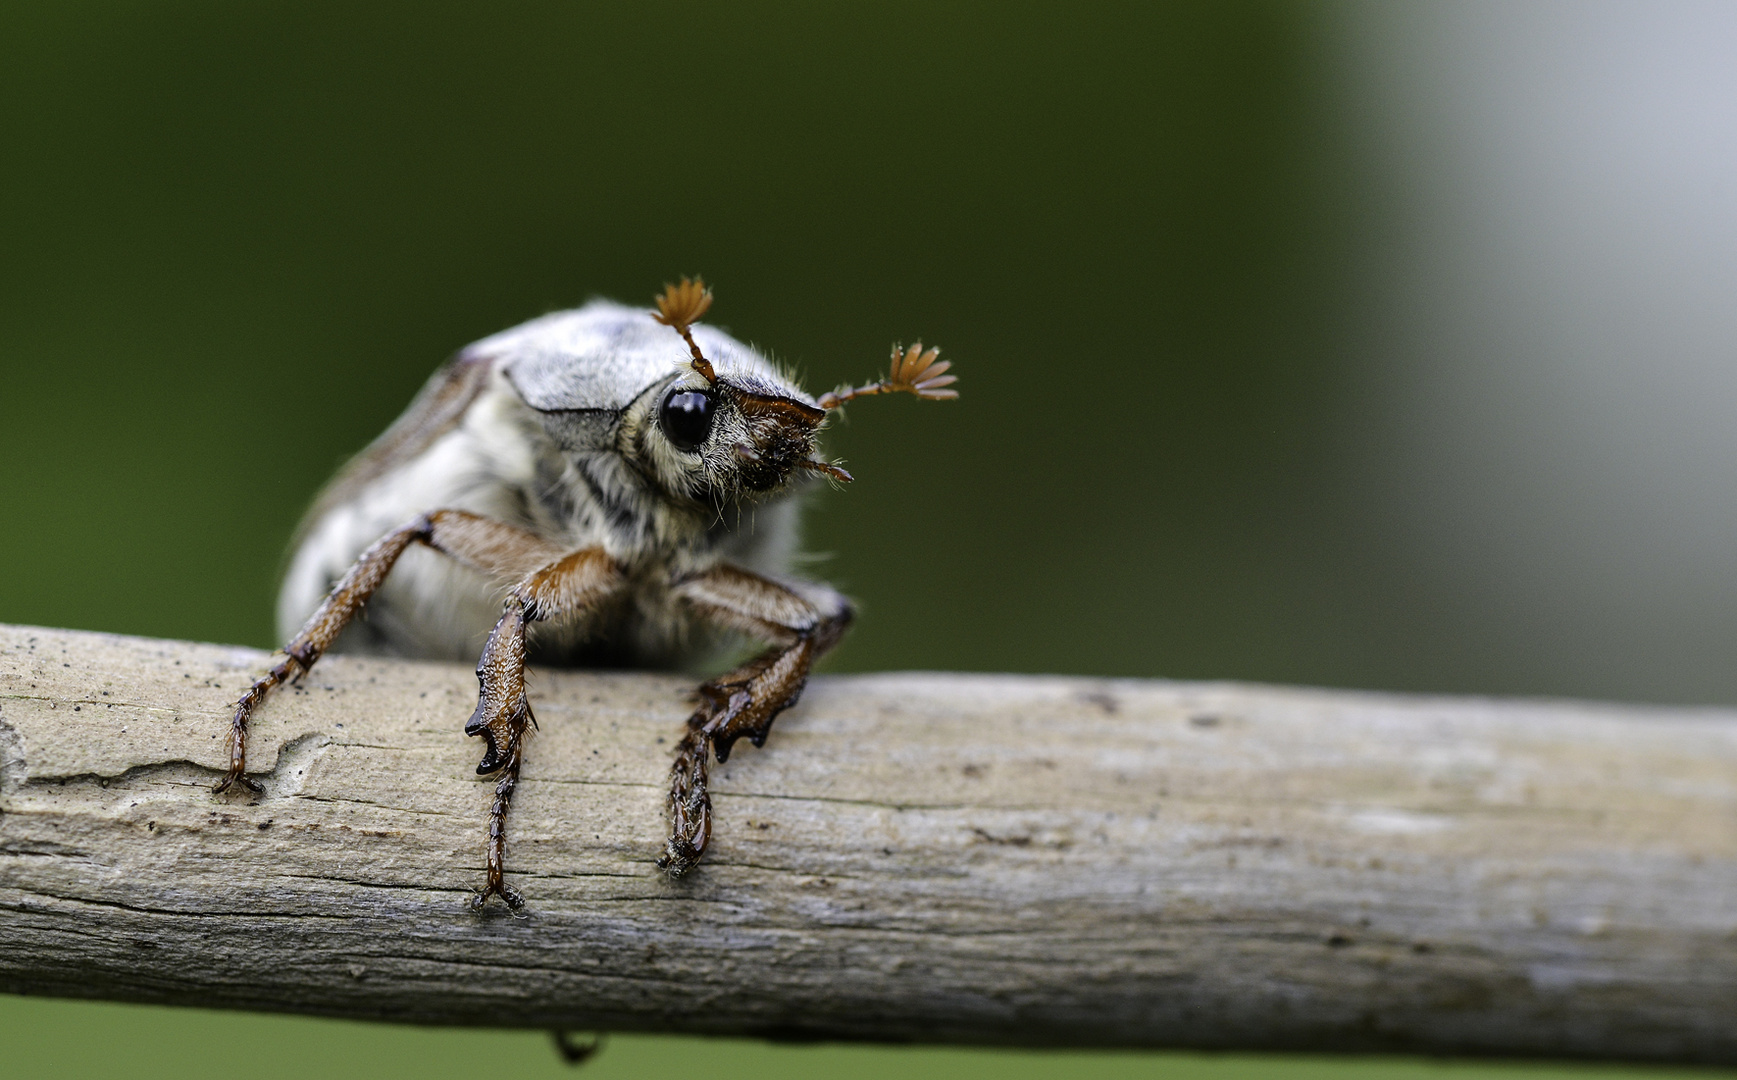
[652,277,718,383]
[817,342,960,409]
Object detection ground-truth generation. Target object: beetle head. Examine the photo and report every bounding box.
[607,281,838,505]
[633,279,850,504]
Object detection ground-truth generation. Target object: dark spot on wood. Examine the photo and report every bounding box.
[1190,714,1221,728]
[1079,690,1120,714]
[1326,933,1354,947]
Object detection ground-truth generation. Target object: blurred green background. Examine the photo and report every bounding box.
[3,1,1733,1078]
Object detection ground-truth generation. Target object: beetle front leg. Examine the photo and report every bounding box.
[660,566,852,875]
[467,548,620,909]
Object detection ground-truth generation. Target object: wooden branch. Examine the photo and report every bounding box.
[2,624,1735,1062]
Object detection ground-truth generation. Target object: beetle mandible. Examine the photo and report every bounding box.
[216,278,958,908]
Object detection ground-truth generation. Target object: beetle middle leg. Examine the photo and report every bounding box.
[660,565,852,874]
[468,547,621,908]
[218,510,565,794]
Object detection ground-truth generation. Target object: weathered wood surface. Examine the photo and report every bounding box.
[1,623,1735,1060]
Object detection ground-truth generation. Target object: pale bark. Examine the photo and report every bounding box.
[1,623,1735,1061]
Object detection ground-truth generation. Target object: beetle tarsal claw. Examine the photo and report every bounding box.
[214,771,263,795]
[472,880,525,911]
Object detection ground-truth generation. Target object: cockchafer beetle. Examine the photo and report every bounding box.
[217,278,957,907]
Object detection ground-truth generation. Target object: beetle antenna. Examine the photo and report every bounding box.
[652,277,718,383]
[817,341,958,410]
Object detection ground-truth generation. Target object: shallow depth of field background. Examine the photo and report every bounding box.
[4,2,1736,1078]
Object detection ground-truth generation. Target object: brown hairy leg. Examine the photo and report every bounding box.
[219,510,565,795]
[467,547,620,908]
[660,565,853,875]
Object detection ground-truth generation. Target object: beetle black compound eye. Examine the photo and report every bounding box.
[660,389,715,452]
